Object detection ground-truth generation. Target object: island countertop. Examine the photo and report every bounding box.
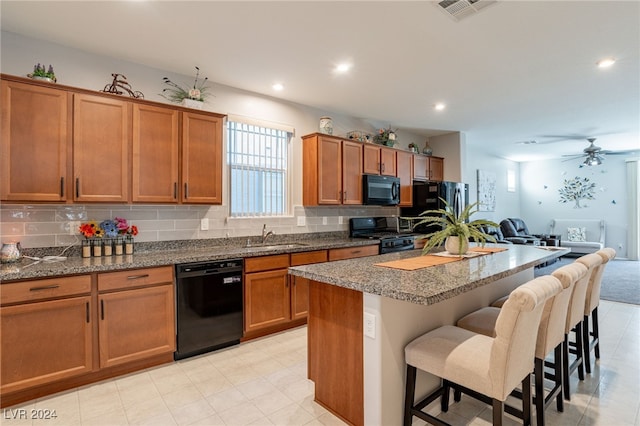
[289,244,569,306]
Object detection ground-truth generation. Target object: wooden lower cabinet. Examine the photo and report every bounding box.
[0,295,93,395]
[98,284,175,368]
[244,269,291,333]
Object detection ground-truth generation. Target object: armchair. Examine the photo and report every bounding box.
[500,218,541,245]
[479,225,513,244]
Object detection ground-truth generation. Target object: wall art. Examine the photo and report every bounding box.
[558,176,596,208]
[477,170,496,211]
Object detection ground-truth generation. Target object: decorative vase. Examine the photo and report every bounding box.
[1,242,22,263]
[445,236,469,255]
[31,76,55,83]
[181,98,204,110]
[423,141,433,156]
[319,117,333,135]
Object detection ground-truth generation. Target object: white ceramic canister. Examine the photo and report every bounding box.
[319,117,333,135]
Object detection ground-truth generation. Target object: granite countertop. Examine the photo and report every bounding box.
[0,236,379,282]
[288,244,569,306]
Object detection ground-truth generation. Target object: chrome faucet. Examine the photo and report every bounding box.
[261,224,274,244]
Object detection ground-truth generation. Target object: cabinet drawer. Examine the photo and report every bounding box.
[244,254,290,273]
[1,275,91,305]
[98,266,174,292]
[328,245,379,261]
[290,250,328,266]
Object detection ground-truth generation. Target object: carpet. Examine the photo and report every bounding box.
[534,256,640,305]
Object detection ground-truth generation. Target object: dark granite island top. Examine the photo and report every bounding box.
[288,244,569,306]
[289,244,569,426]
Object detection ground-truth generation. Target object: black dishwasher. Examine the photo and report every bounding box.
[175,259,243,360]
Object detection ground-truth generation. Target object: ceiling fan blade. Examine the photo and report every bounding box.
[561,154,585,158]
[602,150,640,155]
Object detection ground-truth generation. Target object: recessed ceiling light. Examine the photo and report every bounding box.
[434,103,446,111]
[596,57,616,68]
[272,83,284,91]
[334,63,351,73]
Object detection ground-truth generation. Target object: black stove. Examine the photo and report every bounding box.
[349,217,417,254]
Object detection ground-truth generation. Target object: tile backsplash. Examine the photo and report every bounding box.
[0,204,398,248]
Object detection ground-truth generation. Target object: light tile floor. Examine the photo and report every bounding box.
[2,300,638,426]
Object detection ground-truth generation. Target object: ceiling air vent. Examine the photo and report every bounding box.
[435,0,497,21]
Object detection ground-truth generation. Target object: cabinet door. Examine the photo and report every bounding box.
[413,155,428,181]
[429,157,444,181]
[380,147,397,176]
[132,104,179,203]
[1,80,70,201]
[74,94,130,202]
[244,269,291,333]
[291,275,310,320]
[396,150,413,206]
[181,112,223,204]
[363,144,381,175]
[341,140,363,204]
[318,136,342,204]
[0,296,92,394]
[98,284,175,368]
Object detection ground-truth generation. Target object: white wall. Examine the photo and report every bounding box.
[520,156,629,258]
[463,143,521,224]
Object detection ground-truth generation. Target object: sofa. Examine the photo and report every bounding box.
[479,225,514,244]
[500,218,541,245]
[550,219,605,255]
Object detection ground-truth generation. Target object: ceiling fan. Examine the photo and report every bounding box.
[561,138,637,166]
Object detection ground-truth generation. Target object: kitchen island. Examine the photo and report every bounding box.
[288,244,568,426]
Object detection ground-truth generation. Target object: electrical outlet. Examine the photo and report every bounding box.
[618,243,623,249]
[69,221,81,235]
[364,312,376,339]
[338,216,344,225]
[297,216,306,227]
[200,218,209,231]
[322,216,328,225]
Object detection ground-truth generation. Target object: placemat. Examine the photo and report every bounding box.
[374,255,461,271]
[468,247,509,254]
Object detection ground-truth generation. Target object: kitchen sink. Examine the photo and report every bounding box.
[248,243,308,250]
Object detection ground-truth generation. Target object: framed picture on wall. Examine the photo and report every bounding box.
[477,170,496,211]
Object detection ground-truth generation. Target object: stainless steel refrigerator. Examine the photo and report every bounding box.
[401,181,469,232]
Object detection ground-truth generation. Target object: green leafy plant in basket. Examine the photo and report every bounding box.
[407,198,499,255]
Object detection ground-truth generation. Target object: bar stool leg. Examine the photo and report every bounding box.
[522,373,532,426]
[404,365,417,426]
[563,335,571,401]
[554,345,564,412]
[593,307,600,358]
[492,399,504,426]
[441,380,451,412]
[534,359,545,426]
[583,314,592,374]
[575,323,585,381]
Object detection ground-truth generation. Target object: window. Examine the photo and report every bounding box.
[227,119,291,217]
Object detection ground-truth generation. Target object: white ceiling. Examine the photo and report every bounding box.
[2,1,639,162]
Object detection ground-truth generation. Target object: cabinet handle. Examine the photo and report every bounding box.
[60,177,64,197]
[344,191,347,201]
[173,182,177,199]
[351,250,362,254]
[86,302,90,323]
[100,299,105,320]
[184,183,189,199]
[75,178,80,198]
[126,274,150,280]
[29,284,60,291]
[381,163,385,173]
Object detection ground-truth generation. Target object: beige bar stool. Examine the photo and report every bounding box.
[561,253,602,399]
[578,247,616,373]
[456,263,587,426]
[403,275,563,426]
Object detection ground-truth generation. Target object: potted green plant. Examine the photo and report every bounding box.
[374,126,397,146]
[160,66,211,109]
[409,199,500,255]
[28,63,56,83]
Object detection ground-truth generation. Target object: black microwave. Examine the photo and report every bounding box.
[363,174,400,206]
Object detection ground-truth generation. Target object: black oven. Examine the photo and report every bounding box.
[349,217,416,254]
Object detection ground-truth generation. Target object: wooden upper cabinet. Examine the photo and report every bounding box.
[363,145,396,176]
[181,112,223,204]
[396,150,414,206]
[341,140,363,204]
[303,134,363,206]
[1,80,70,201]
[73,94,130,202]
[317,136,342,204]
[413,155,444,181]
[132,104,179,203]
